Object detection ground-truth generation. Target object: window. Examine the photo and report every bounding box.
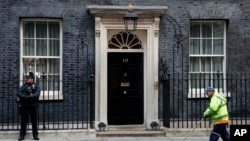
[20,19,63,100]
[189,21,226,97]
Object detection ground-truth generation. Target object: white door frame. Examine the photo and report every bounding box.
[87,5,167,130]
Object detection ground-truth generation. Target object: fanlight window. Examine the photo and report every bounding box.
[108,31,142,49]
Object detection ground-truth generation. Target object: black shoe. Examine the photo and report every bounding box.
[18,135,24,141]
[33,135,39,140]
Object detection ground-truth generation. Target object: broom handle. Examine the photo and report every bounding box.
[182,118,204,141]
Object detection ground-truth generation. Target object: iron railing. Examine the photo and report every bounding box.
[1,73,250,130]
[0,75,95,131]
[161,72,250,128]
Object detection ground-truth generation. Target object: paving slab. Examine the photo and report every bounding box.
[0,136,210,141]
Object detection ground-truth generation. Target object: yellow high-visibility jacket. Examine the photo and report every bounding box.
[203,92,229,125]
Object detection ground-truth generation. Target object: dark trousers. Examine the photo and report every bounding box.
[19,106,38,137]
[210,123,230,141]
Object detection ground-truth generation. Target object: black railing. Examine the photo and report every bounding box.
[1,73,250,130]
[161,73,250,128]
[0,76,95,131]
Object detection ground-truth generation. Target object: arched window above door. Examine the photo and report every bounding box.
[108,31,142,49]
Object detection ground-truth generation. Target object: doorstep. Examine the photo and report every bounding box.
[96,125,165,137]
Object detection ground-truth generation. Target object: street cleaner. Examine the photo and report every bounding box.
[203,87,230,141]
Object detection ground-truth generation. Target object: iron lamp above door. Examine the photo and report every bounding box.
[124,4,138,31]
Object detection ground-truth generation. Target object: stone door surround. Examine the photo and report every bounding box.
[87,5,168,130]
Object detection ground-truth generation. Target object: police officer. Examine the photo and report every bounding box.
[17,72,40,140]
[203,87,230,141]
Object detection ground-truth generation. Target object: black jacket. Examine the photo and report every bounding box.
[17,82,41,106]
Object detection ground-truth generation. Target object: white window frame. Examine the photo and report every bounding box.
[20,18,63,100]
[188,20,229,98]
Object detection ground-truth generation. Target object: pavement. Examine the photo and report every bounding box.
[0,136,209,141]
[0,129,213,141]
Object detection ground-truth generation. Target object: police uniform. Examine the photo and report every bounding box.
[17,72,40,140]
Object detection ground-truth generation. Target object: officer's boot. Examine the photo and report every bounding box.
[33,134,39,140]
[18,135,24,141]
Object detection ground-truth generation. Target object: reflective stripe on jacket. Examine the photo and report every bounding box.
[204,92,229,125]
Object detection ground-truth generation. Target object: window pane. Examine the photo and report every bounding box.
[190,57,199,72]
[191,73,211,89]
[213,57,223,72]
[202,23,212,37]
[190,73,199,88]
[202,73,211,89]
[36,22,47,38]
[49,40,60,56]
[201,57,211,72]
[190,23,200,37]
[202,39,212,54]
[36,59,47,73]
[213,22,224,38]
[189,21,225,92]
[21,20,62,99]
[39,77,47,91]
[23,39,35,56]
[213,39,223,54]
[48,75,60,91]
[23,22,34,38]
[49,22,60,38]
[23,58,35,73]
[213,73,223,89]
[48,59,60,74]
[190,39,200,54]
[36,39,47,56]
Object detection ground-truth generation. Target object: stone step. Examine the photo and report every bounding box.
[96,125,165,137]
[96,130,166,137]
[107,125,147,131]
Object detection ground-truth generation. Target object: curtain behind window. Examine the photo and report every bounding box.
[190,21,224,89]
[22,21,60,91]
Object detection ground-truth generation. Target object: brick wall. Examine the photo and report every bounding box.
[0,0,250,126]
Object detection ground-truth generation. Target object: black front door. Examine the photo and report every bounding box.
[108,53,144,125]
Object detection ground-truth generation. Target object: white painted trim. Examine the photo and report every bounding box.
[19,18,63,101]
[88,5,167,130]
[187,88,231,98]
[93,18,161,130]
